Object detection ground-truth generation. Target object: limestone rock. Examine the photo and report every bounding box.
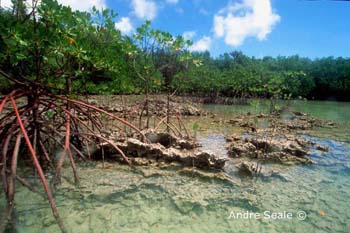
[236,161,289,180]
[95,137,226,170]
[226,135,314,164]
[145,131,199,149]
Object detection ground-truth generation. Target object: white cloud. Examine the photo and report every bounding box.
[131,0,157,20]
[213,0,280,47]
[190,36,212,52]
[199,8,209,16]
[0,0,12,8]
[57,0,106,11]
[115,17,134,35]
[182,31,196,41]
[166,0,179,4]
[175,8,184,14]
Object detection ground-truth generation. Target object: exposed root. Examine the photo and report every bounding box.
[0,90,146,232]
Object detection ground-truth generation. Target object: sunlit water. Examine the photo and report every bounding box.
[1,100,350,233]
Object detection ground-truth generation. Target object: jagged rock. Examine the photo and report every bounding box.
[225,111,337,133]
[237,162,258,176]
[145,132,199,149]
[226,135,315,164]
[226,118,255,129]
[145,132,178,147]
[228,142,256,158]
[315,145,329,152]
[179,168,236,185]
[236,161,289,180]
[177,139,199,150]
[95,137,226,170]
[183,105,202,116]
[191,151,226,169]
[248,137,308,157]
[225,134,241,142]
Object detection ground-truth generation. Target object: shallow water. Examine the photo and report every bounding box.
[202,100,350,142]
[1,100,350,233]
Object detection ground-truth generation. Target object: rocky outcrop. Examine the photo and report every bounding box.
[145,132,200,149]
[179,168,236,185]
[237,161,267,176]
[224,111,332,165]
[225,111,337,133]
[226,134,323,164]
[124,139,226,170]
[236,161,288,181]
[94,136,226,170]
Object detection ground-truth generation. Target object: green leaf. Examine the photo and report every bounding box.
[16,53,26,60]
[18,39,28,47]
[45,110,54,120]
[192,122,199,131]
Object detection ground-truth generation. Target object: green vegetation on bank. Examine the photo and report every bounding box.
[1,0,350,100]
[176,51,350,101]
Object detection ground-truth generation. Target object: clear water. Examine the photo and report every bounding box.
[1,100,350,233]
[202,100,350,141]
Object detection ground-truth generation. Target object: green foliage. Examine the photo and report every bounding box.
[192,122,199,131]
[129,21,193,94]
[1,1,350,100]
[0,0,140,94]
[249,99,260,112]
[176,51,350,100]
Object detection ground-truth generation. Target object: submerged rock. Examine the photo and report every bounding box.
[226,111,337,133]
[237,161,257,176]
[236,161,289,181]
[179,168,236,185]
[315,144,329,152]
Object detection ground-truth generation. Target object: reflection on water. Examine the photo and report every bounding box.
[1,100,350,233]
[203,100,350,142]
[203,100,350,124]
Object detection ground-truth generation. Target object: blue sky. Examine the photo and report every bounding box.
[112,0,350,58]
[2,0,349,58]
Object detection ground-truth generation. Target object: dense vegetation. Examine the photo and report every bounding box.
[0,0,192,98]
[175,52,350,101]
[1,1,350,101]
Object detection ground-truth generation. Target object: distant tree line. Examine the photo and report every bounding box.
[174,51,350,101]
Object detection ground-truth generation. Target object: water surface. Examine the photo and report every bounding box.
[1,100,350,233]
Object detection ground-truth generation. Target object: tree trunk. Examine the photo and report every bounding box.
[166,87,170,133]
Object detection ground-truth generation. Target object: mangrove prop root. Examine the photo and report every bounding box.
[0,133,21,232]
[175,114,190,138]
[49,94,148,143]
[10,96,68,233]
[0,88,148,232]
